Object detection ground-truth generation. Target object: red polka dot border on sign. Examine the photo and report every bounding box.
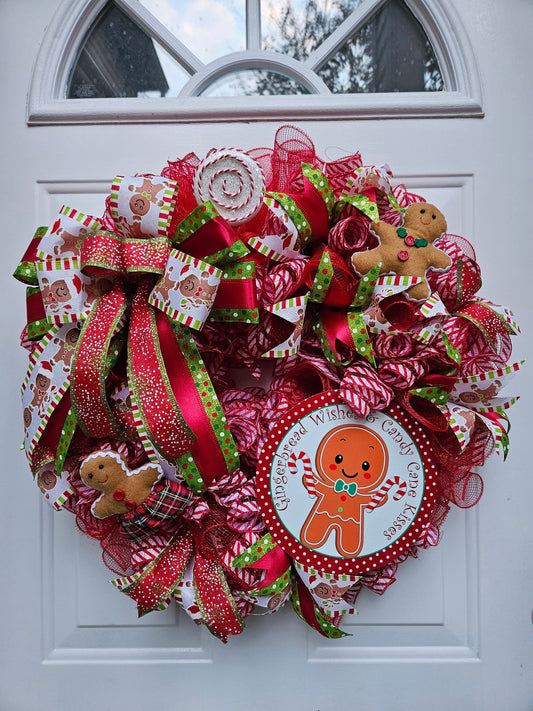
[256,391,438,576]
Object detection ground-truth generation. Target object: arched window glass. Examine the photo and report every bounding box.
[67,0,444,100]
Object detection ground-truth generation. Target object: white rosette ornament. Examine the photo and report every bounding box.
[193,148,265,225]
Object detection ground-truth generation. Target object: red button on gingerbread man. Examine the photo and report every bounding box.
[300,425,389,558]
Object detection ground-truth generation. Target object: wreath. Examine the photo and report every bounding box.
[15,125,521,642]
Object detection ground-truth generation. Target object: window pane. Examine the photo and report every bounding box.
[261,0,365,60]
[139,0,246,63]
[68,3,188,98]
[317,0,444,93]
[201,69,310,96]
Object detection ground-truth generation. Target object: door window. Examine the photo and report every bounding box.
[67,0,444,99]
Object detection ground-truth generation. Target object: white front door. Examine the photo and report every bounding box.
[1,1,531,709]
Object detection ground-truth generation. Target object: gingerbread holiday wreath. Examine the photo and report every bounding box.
[15,125,521,641]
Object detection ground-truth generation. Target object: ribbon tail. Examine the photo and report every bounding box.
[115,529,194,616]
[127,278,196,462]
[193,552,245,642]
[70,282,126,438]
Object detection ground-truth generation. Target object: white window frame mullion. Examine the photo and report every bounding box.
[246,0,262,51]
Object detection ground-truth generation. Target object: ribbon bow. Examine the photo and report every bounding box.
[18,175,256,492]
[334,479,358,496]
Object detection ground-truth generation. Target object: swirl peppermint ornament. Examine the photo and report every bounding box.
[14,125,521,643]
[193,148,265,225]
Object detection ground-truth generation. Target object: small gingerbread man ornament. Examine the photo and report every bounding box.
[352,202,452,301]
[79,450,163,518]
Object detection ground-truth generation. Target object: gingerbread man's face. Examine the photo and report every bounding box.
[65,328,80,346]
[404,202,447,243]
[179,275,199,296]
[52,279,71,302]
[315,425,388,493]
[80,454,121,491]
[459,390,480,404]
[36,373,51,390]
[39,470,57,491]
[129,194,150,216]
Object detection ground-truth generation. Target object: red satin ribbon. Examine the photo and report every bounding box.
[247,545,291,590]
[296,575,328,637]
[321,307,354,356]
[214,277,257,310]
[155,311,231,486]
[26,289,45,324]
[177,215,241,259]
[292,177,330,241]
[30,393,73,473]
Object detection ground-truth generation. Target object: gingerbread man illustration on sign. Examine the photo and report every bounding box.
[300,425,389,557]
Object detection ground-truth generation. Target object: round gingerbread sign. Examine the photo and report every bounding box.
[257,391,437,575]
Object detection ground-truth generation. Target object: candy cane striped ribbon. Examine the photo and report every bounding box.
[288,451,316,495]
[365,476,407,511]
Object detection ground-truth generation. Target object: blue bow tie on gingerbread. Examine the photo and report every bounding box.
[334,479,358,496]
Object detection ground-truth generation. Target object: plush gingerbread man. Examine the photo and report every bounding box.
[79,450,163,518]
[300,425,390,558]
[351,202,451,301]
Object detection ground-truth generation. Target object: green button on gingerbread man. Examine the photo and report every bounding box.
[351,202,452,301]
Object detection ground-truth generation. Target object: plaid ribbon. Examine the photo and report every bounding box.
[120,479,193,542]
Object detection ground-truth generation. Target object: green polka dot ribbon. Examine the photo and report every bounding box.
[170,321,240,485]
[174,201,219,243]
[441,331,462,365]
[313,311,375,367]
[55,407,78,475]
[347,311,376,366]
[13,226,47,285]
[350,263,382,309]
[308,248,334,303]
[266,163,333,248]
[266,192,312,245]
[231,533,277,568]
[408,386,450,406]
[290,584,349,639]
[252,568,292,597]
[340,193,380,222]
[204,241,250,266]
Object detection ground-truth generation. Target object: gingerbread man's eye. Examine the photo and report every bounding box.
[98,464,104,469]
[432,214,436,219]
[87,473,93,479]
[420,208,426,214]
[362,461,370,471]
[335,454,343,464]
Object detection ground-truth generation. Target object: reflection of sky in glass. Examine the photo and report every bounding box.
[149,41,190,96]
[139,0,246,63]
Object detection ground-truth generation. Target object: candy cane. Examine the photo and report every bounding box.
[365,476,407,511]
[288,451,316,496]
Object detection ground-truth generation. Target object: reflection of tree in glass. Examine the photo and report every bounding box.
[248,0,443,95]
